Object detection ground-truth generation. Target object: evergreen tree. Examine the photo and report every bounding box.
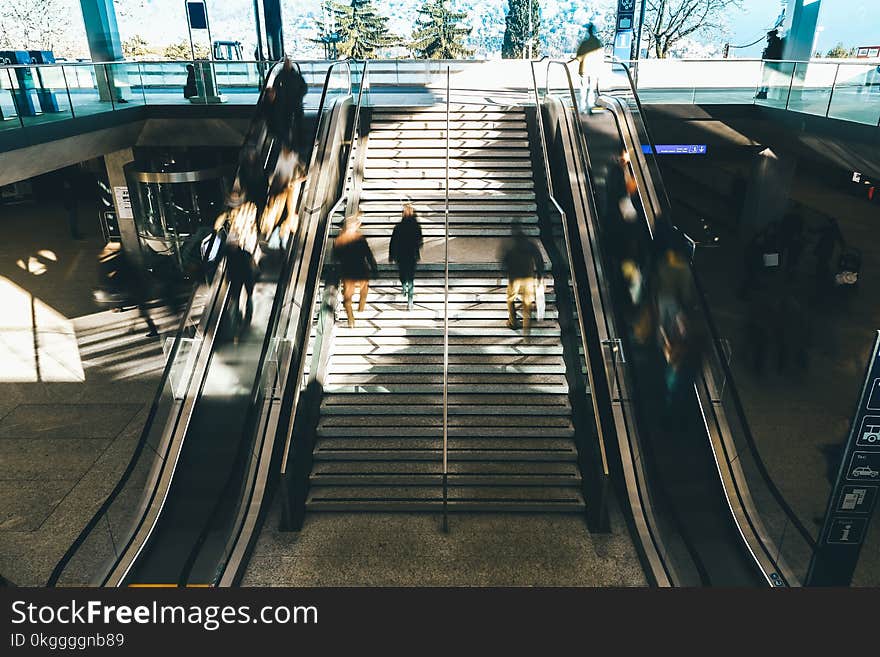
[501,0,540,59]
[320,0,400,60]
[411,0,474,60]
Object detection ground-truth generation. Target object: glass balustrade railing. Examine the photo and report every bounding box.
[618,57,880,126]
[1,58,878,136]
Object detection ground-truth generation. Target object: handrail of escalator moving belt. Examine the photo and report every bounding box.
[537,66,676,585]
[547,60,768,580]
[441,65,450,532]
[529,58,611,530]
[45,59,323,587]
[272,63,371,537]
[196,64,368,585]
[548,58,813,582]
[594,78,816,559]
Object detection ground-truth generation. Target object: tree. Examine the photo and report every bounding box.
[123,35,151,60]
[0,0,71,52]
[411,0,473,60]
[640,0,741,59]
[825,42,853,59]
[164,41,209,60]
[321,0,400,59]
[502,0,540,59]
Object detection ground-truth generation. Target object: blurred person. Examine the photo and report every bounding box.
[389,203,423,311]
[96,243,159,337]
[223,203,260,338]
[812,217,844,297]
[499,226,544,336]
[606,149,645,268]
[652,234,701,404]
[270,58,309,155]
[334,213,377,328]
[183,64,198,99]
[755,29,785,100]
[573,23,603,110]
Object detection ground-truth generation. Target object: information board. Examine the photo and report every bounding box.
[807,332,880,585]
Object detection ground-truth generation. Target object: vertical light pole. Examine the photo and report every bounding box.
[527,0,533,59]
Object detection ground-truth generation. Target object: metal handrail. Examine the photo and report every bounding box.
[547,57,815,582]
[609,60,817,551]
[541,59,678,584]
[441,65,450,532]
[278,61,370,481]
[529,59,611,519]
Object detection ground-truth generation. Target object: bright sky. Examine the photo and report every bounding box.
[730,0,879,57]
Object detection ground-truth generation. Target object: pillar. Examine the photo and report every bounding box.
[783,0,822,62]
[79,0,127,101]
[104,148,140,266]
[263,0,284,61]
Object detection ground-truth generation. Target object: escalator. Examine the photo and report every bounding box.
[535,60,814,586]
[48,62,362,587]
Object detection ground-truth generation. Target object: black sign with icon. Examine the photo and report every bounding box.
[807,332,880,585]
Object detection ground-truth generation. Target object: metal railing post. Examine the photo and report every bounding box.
[5,68,25,128]
[442,65,450,533]
[103,64,116,110]
[60,65,75,118]
[825,63,840,118]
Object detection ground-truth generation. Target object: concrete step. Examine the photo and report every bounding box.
[370,121,527,131]
[358,201,538,212]
[366,158,532,169]
[369,129,529,140]
[361,179,534,191]
[321,384,571,394]
[368,138,530,150]
[316,426,575,439]
[314,438,578,457]
[321,393,571,406]
[364,168,534,179]
[320,404,570,416]
[359,189,536,201]
[367,148,531,159]
[326,345,564,356]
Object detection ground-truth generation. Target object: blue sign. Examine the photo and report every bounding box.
[187,1,208,30]
[642,144,708,155]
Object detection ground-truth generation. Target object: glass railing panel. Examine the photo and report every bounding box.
[0,67,23,130]
[691,60,764,104]
[787,61,837,116]
[139,61,192,105]
[213,61,262,104]
[5,64,73,127]
[61,64,108,118]
[827,63,880,125]
[753,61,796,109]
[105,62,147,107]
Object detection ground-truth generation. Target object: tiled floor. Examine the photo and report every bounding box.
[0,197,178,585]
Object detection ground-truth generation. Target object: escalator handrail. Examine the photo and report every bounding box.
[184,94,360,587]
[46,60,286,587]
[536,59,683,585]
[528,59,611,480]
[277,62,372,480]
[191,62,364,587]
[602,61,816,552]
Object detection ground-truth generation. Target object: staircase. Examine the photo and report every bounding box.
[303,101,586,513]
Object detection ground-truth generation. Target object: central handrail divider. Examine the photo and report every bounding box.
[277,60,371,531]
[529,58,610,531]
[180,60,360,585]
[441,65,450,532]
